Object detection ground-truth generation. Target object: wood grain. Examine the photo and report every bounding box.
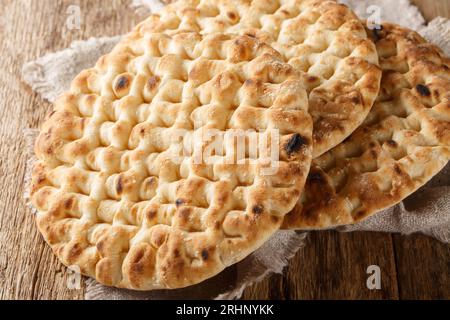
[411,0,450,22]
[0,0,449,300]
[0,0,145,300]
[242,232,400,300]
[393,234,450,299]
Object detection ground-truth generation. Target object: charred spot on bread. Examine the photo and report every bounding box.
[285,134,308,155]
[416,84,431,97]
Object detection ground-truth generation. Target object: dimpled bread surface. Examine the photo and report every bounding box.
[138,0,382,157]
[31,32,313,289]
[283,23,450,229]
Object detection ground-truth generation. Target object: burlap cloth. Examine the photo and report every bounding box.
[22,0,450,300]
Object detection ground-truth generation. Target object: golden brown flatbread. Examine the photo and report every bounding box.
[139,0,381,157]
[283,23,450,229]
[31,32,312,289]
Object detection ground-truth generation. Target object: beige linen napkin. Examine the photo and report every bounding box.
[22,0,450,300]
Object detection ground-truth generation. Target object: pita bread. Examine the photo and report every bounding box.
[139,0,381,157]
[31,32,312,289]
[283,23,450,229]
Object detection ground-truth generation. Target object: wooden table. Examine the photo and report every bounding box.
[0,0,449,300]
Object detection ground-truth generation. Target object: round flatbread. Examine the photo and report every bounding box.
[283,23,450,230]
[31,32,312,289]
[139,0,381,157]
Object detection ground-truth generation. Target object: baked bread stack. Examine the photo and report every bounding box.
[31,0,450,290]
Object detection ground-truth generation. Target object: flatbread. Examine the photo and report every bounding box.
[31,32,312,289]
[283,23,450,230]
[138,0,381,157]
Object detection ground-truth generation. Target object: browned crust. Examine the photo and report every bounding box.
[283,22,450,230]
[134,0,382,157]
[31,32,312,290]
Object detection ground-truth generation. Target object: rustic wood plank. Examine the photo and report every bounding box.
[0,0,82,301]
[0,0,146,300]
[242,232,399,300]
[393,234,450,299]
[285,232,399,299]
[411,0,450,21]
